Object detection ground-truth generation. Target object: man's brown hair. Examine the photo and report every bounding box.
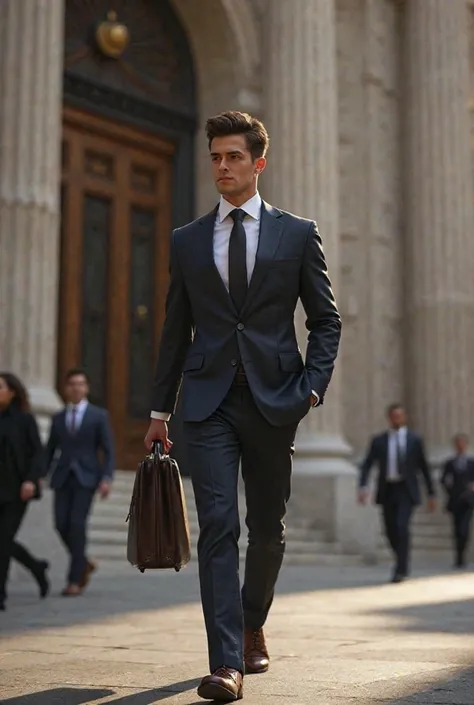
[205,111,269,160]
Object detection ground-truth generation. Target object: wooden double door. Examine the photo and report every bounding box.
[59,107,173,469]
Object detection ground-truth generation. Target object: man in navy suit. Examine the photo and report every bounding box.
[145,111,341,701]
[358,403,436,583]
[46,369,115,596]
[441,433,474,568]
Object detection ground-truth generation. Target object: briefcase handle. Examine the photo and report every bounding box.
[152,440,165,460]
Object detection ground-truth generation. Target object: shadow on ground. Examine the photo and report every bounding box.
[0,679,203,705]
[389,666,474,704]
[374,595,474,636]
[3,562,467,638]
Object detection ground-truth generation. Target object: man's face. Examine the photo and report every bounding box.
[65,374,89,405]
[454,435,469,454]
[388,407,406,430]
[210,134,265,200]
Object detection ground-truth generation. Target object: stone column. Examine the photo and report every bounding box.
[404,0,474,463]
[263,1,366,554]
[0,0,64,436]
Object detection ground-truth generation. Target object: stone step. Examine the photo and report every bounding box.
[89,528,340,557]
[89,542,361,567]
[89,512,328,542]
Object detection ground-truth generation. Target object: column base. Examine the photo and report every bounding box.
[293,432,354,476]
[29,384,63,440]
[290,432,380,563]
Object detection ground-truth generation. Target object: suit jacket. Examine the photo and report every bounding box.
[151,202,341,427]
[441,456,474,512]
[46,404,115,490]
[359,430,435,506]
[0,405,44,504]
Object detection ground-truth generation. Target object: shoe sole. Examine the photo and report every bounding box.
[197,682,243,701]
[245,663,269,674]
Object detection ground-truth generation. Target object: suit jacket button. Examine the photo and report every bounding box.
[237,323,244,331]
[231,359,238,366]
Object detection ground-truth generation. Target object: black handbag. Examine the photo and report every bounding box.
[126,442,191,572]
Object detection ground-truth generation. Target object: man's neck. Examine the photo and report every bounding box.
[222,188,258,208]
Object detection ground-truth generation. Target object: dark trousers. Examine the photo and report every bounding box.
[54,472,95,585]
[382,482,414,575]
[0,500,27,602]
[11,541,43,575]
[451,503,473,564]
[184,384,298,673]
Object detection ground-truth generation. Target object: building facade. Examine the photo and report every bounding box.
[1,0,473,491]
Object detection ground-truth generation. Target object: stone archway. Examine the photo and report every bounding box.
[171,0,262,212]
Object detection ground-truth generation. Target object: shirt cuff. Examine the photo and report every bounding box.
[150,411,171,422]
[311,390,319,407]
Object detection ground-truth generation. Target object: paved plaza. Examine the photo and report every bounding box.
[1,556,474,705]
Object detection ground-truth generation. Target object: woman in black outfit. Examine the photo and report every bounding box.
[0,372,50,610]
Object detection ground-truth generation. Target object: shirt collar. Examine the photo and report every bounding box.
[218,192,262,224]
[68,399,88,412]
[390,425,407,435]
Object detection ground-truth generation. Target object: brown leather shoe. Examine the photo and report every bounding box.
[244,627,269,674]
[79,559,97,589]
[61,584,82,597]
[197,667,243,701]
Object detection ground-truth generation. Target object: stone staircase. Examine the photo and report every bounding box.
[89,472,457,569]
[88,470,361,567]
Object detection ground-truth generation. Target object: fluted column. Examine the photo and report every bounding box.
[404,0,474,461]
[0,0,64,434]
[263,0,352,475]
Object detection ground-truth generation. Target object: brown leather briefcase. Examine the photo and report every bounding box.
[126,442,191,572]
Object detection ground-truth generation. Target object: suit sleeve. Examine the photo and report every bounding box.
[151,231,194,415]
[440,461,451,494]
[418,437,435,497]
[299,221,342,404]
[24,413,45,483]
[99,410,115,481]
[360,436,377,488]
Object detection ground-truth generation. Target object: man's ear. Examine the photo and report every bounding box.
[255,157,266,175]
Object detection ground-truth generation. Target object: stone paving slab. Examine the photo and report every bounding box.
[1,562,474,704]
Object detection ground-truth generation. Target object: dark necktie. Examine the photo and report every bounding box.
[70,406,77,434]
[396,435,405,477]
[228,208,248,312]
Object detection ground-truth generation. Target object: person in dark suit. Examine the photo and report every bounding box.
[0,372,49,610]
[441,433,474,569]
[145,111,341,701]
[358,403,436,583]
[46,369,115,596]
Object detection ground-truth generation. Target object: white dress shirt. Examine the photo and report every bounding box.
[151,191,317,420]
[387,426,407,481]
[66,398,88,432]
[213,192,261,288]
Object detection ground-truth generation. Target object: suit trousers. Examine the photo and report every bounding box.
[451,503,473,564]
[54,472,95,584]
[0,500,27,602]
[184,383,299,673]
[382,482,413,575]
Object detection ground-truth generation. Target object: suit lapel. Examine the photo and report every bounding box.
[77,404,92,435]
[242,201,284,314]
[59,409,69,436]
[198,206,237,315]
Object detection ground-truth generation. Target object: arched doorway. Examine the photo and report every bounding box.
[57,0,196,469]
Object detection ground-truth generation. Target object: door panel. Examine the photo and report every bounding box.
[59,107,174,469]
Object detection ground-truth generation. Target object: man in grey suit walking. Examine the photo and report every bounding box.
[145,111,341,701]
[46,369,115,596]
